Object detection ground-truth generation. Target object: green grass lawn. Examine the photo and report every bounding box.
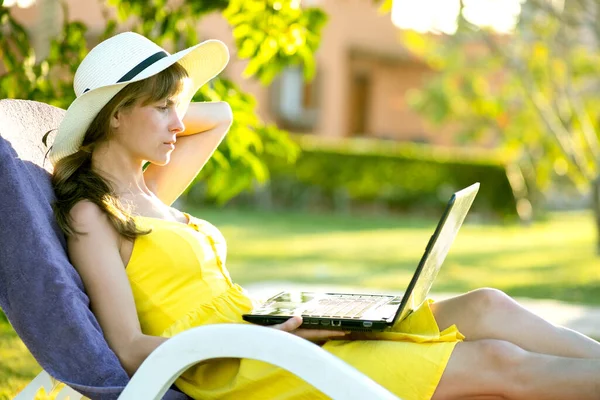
[0,321,51,399]
[1,208,598,398]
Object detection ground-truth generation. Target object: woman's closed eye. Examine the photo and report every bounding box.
[157,99,176,111]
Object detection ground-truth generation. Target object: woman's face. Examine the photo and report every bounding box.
[110,96,185,166]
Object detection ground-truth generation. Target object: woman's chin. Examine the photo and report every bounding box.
[148,155,171,166]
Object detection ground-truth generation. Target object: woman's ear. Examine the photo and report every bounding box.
[110,110,121,129]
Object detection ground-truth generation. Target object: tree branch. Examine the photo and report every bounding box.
[478,29,595,181]
[563,55,600,169]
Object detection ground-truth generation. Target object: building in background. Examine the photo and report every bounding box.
[8,0,459,145]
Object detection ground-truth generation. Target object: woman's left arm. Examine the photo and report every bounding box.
[144,101,233,205]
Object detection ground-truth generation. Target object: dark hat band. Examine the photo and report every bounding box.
[82,51,169,94]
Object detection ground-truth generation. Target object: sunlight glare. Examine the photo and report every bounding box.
[392,0,525,35]
[391,0,460,35]
[463,0,524,33]
[2,0,36,7]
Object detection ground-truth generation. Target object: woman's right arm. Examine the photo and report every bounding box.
[67,200,166,376]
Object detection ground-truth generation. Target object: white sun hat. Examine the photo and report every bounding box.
[48,31,229,166]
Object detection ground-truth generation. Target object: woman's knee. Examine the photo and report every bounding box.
[479,339,549,399]
[467,288,513,311]
[435,339,529,399]
[474,339,533,398]
[465,288,515,323]
[476,338,526,370]
[431,288,518,336]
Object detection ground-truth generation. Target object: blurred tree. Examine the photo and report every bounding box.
[396,0,600,253]
[0,0,328,203]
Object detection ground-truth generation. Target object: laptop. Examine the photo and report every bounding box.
[242,182,480,332]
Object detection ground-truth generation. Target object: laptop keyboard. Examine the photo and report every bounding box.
[302,294,389,319]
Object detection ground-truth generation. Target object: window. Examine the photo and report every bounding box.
[271,65,320,132]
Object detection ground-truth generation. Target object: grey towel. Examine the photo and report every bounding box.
[0,100,189,400]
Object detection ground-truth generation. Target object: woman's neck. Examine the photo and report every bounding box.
[91,142,150,196]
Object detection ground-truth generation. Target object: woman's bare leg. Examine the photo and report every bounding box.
[432,339,600,400]
[430,288,600,358]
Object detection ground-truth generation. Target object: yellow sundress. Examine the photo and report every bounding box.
[126,213,464,400]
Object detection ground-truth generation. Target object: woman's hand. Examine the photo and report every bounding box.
[270,316,350,343]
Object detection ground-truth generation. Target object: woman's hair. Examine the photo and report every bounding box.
[52,62,189,240]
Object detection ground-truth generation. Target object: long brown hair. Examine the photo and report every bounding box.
[52,62,189,239]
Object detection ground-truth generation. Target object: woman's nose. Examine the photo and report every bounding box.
[169,111,185,134]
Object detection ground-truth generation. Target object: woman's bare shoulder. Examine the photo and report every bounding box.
[69,200,116,238]
[66,201,122,271]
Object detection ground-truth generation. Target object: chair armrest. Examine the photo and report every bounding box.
[119,324,399,400]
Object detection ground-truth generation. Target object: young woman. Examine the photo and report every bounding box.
[50,31,600,400]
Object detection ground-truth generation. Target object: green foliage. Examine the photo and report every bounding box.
[0,0,323,202]
[0,4,88,108]
[398,3,600,199]
[263,136,519,219]
[224,0,327,84]
[0,5,30,78]
[193,78,300,203]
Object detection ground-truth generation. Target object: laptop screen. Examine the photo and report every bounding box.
[393,183,480,324]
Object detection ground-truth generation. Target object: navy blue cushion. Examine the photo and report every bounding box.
[0,99,189,400]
